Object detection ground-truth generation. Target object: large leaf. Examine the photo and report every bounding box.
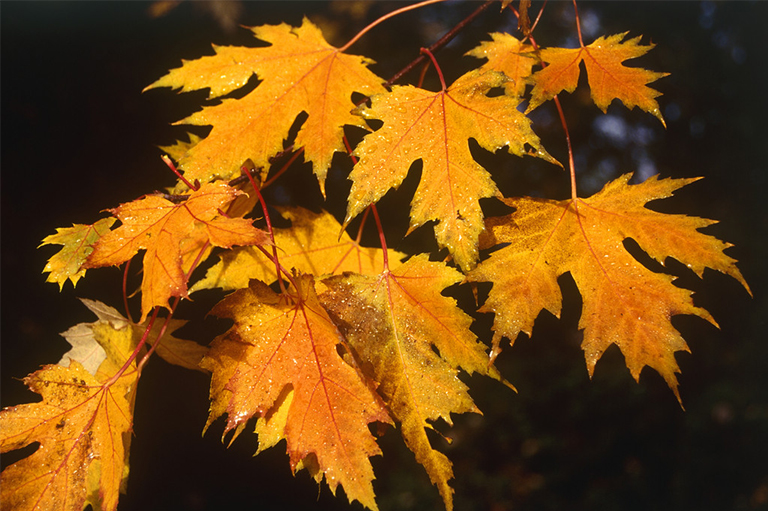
[201,274,390,510]
[146,18,386,193]
[346,69,557,271]
[321,254,509,511]
[0,323,138,511]
[468,174,750,403]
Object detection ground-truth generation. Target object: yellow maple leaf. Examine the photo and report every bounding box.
[191,206,403,292]
[85,182,269,322]
[466,32,536,97]
[40,217,116,290]
[0,322,138,511]
[468,174,750,404]
[201,274,391,510]
[146,18,386,193]
[527,32,669,125]
[346,68,557,272]
[321,254,511,511]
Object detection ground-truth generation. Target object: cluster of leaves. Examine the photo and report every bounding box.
[0,1,749,510]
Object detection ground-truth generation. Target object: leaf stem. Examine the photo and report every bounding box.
[122,260,134,324]
[339,0,447,53]
[242,165,286,295]
[528,33,579,199]
[572,0,585,47]
[343,133,388,271]
[553,96,578,200]
[370,204,389,271]
[419,48,447,91]
[105,307,160,386]
[263,147,305,190]
[355,208,370,244]
[161,154,198,191]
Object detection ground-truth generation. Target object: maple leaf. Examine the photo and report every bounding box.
[466,32,536,97]
[321,254,510,511]
[0,321,139,511]
[201,274,391,510]
[346,68,557,271]
[157,132,203,165]
[40,217,116,290]
[192,206,403,292]
[85,182,269,322]
[467,174,750,403]
[146,18,386,193]
[527,32,669,125]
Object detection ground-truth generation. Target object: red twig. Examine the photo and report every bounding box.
[122,260,134,324]
[161,154,198,191]
[242,165,287,295]
[385,0,495,87]
[419,48,447,91]
[340,0,447,53]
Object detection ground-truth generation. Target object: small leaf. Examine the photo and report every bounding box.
[40,218,116,290]
[527,33,669,125]
[466,32,536,97]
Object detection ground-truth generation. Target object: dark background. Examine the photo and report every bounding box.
[2,2,766,510]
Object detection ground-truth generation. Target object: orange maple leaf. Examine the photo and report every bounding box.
[321,255,510,511]
[40,218,116,290]
[191,206,403,292]
[466,32,536,97]
[146,18,386,193]
[201,274,390,510]
[0,322,138,511]
[86,182,269,322]
[527,33,669,125]
[346,68,557,271]
[468,174,749,403]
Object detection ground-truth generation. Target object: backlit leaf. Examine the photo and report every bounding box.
[527,33,669,125]
[86,182,269,321]
[40,218,116,290]
[468,174,749,403]
[202,274,390,510]
[192,206,403,292]
[0,322,138,511]
[146,18,386,193]
[321,255,510,510]
[346,69,557,271]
